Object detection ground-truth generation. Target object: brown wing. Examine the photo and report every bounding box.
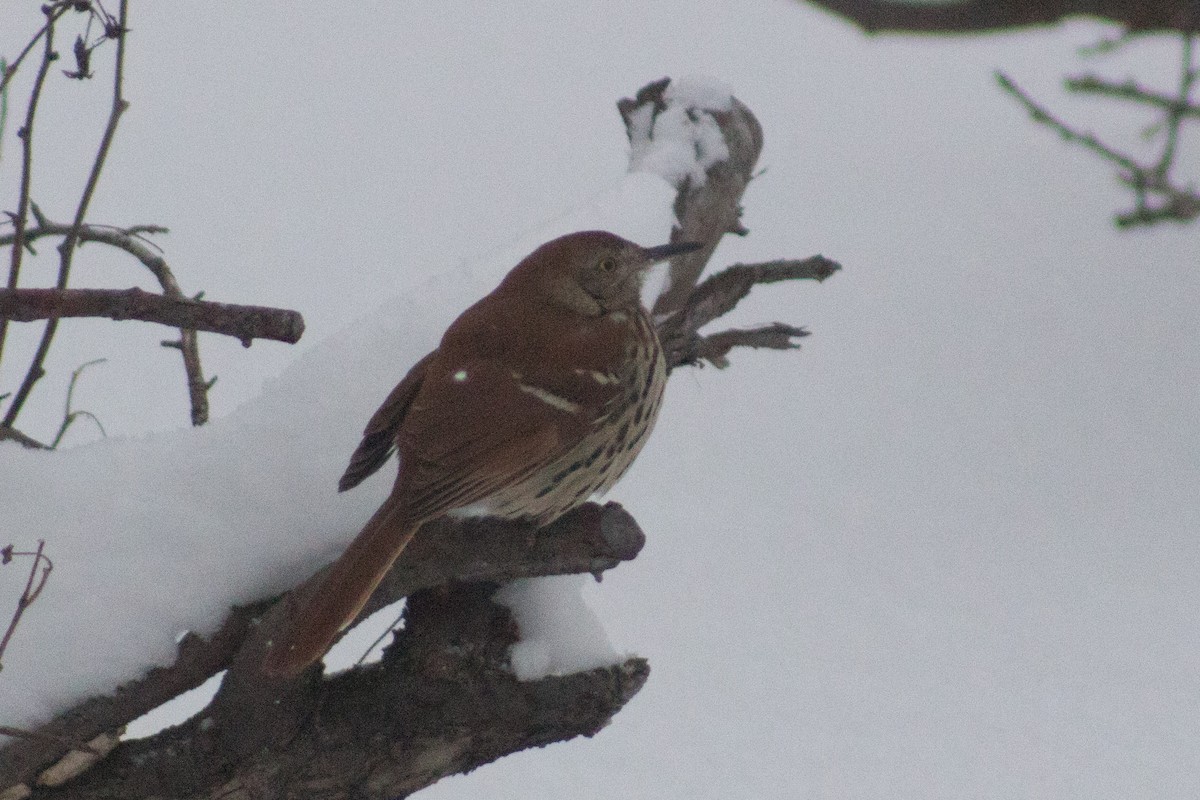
[392,355,569,521]
[363,293,630,518]
[338,350,437,492]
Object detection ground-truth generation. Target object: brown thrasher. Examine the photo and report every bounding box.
[263,231,700,676]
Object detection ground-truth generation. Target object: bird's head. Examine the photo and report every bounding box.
[503,231,701,316]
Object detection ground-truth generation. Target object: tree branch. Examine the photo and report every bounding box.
[32,584,649,800]
[997,68,1200,228]
[803,0,1200,34]
[0,4,61,368]
[13,205,218,425]
[659,257,840,370]
[618,77,764,317]
[0,288,305,345]
[3,0,131,429]
[0,504,644,794]
[0,77,840,800]
[1065,74,1200,118]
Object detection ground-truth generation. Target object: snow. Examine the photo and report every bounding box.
[0,172,675,730]
[1,2,1198,798]
[627,75,733,188]
[494,576,620,681]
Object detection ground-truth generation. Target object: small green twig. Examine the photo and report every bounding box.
[50,358,107,449]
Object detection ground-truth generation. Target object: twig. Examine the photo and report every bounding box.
[688,323,811,368]
[0,5,60,369]
[50,358,107,449]
[996,72,1142,173]
[1065,75,1200,119]
[0,541,54,671]
[14,206,215,425]
[997,60,1200,228]
[0,288,306,344]
[353,608,406,669]
[0,58,9,163]
[1154,33,1196,181]
[3,0,130,429]
[657,256,840,371]
[0,2,75,96]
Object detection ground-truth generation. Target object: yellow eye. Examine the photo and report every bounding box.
[599,257,616,272]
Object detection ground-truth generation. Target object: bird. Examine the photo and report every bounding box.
[262,230,701,676]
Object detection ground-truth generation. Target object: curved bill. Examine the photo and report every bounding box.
[642,240,704,262]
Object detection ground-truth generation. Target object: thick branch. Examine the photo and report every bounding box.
[0,425,49,449]
[0,288,305,345]
[31,584,649,800]
[803,0,1200,34]
[0,504,643,791]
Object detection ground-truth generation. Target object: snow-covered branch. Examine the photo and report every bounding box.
[0,76,839,799]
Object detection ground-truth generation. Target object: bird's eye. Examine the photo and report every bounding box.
[598,257,616,273]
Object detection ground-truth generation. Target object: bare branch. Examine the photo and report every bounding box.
[0,541,53,671]
[802,0,1200,35]
[3,0,131,429]
[657,257,840,371]
[0,288,305,345]
[0,5,61,368]
[0,504,644,792]
[24,585,649,800]
[687,323,812,369]
[997,68,1200,228]
[0,2,75,96]
[13,205,216,425]
[1065,74,1200,118]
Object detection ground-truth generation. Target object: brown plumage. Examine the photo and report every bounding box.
[262,231,699,676]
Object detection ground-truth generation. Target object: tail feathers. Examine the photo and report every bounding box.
[263,500,419,677]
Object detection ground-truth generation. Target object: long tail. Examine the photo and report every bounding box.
[263,496,419,676]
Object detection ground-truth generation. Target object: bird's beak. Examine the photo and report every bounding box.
[641,240,704,263]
